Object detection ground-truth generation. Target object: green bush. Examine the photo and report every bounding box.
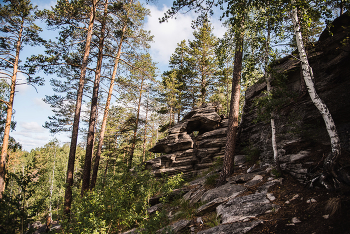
[204,174,219,188]
[63,169,184,233]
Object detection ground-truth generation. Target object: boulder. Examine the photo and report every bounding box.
[201,183,246,203]
[244,174,264,187]
[147,203,163,215]
[187,112,221,133]
[217,192,274,224]
[156,219,190,234]
[196,197,228,215]
[197,220,263,234]
[168,120,189,134]
[149,132,193,153]
[197,128,227,141]
[198,137,227,148]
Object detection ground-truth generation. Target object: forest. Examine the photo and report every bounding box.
[0,0,349,233]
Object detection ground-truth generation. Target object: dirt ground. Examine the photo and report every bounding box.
[249,173,350,234]
[190,167,350,234]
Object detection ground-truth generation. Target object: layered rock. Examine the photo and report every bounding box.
[236,13,350,183]
[147,103,228,177]
[146,13,350,183]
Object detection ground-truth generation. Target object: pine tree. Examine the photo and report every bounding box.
[188,20,219,106]
[0,0,44,197]
[81,0,109,196]
[168,40,196,115]
[90,0,154,189]
[34,0,99,214]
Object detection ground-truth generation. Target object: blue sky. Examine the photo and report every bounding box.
[8,0,226,151]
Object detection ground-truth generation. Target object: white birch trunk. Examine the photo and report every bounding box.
[265,29,279,171]
[290,1,341,176]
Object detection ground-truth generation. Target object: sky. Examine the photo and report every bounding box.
[7,0,227,151]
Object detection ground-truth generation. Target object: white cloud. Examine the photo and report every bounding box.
[11,121,71,151]
[20,122,45,133]
[15,72,30,94]
[145,5,196,66]
[33,97,51,110]
[145,5,227,69]
[35,0,57,10]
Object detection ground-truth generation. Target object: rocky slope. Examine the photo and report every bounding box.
[146,12,350,184]
[122,13,350,234]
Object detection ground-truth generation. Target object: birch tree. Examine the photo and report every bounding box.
[290,0,341,184]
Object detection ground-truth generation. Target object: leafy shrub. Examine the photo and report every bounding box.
[242,144,260,164]
[0,167,39,234]
[204,174,219,188]
[63,169,184,233]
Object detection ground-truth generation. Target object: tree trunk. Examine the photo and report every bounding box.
[64,0,97,215]
[264,20,281,173]
[218,28,244,185]
[90,23,127,190]
[225,64,230,117]
[81,0,109,195]
[48,146,56,226]
[340,0,344,15]
[129,76,145,168]
[0,21,23,198]
[290,1,341,178]
[142,95,149,162]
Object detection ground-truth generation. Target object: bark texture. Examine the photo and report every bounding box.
[218,30,244,185]
[0,22,23,197]
[129,75,145,168]
[290,1,341,178]
[81,0,108,195]
[90,23,127,190]
[64,0,97,215]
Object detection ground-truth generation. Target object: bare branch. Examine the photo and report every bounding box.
[0,57,15,66]
[0,98,10,107]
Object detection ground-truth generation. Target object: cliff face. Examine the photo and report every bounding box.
[237,13,350,182]
[147,13,350,183]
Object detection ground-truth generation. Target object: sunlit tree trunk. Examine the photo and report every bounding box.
[291,0,341,177]
[225,64,230,117]
[0,21,23,197]
[81,0,109,195]
[129,75,145,168]
[142,96,149,162]
[48,146,56,228]
[218,27,244,185]
[264,20,281,173]
[90,24,127,190]
[64,0,97,215]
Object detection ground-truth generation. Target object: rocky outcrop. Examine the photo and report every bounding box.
[146,103,228,177]
[145,165,281,234]
[236,12,350,183]
[146,13,350,183]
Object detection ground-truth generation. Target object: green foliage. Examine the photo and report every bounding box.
[62,170,184,233]
[213,157,223,170]
[0,165,39,234]
[271,168,282,178]
[242,143,260,164]
[253,69,296,123]
[140,210,170,234]
[204,173,219,188]
[160,173,184,203]
[206,212,220,228]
